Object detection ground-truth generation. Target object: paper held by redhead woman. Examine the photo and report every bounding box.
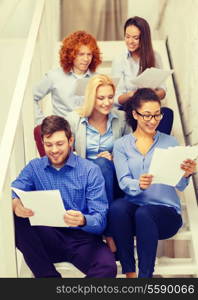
[74,77,120,96]
[12,188,67,227]
[149,146,198,186]
[131,67,174,89]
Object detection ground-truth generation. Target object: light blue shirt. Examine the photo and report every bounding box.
[113,132,190,214]
[111,49,166,106]
[11,152,108,235]
[81,112,118,160]
[33,67,94,125]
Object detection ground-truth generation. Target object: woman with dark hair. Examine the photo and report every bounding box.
[111,16,173,134]
[107,88,196,278]
[33,31,101,156]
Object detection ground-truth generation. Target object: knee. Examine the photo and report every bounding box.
[109,198,129,218]
[95,157,114,170]
[106,261,117,277]
[161,107,174,120]
[100,255,117,278]
[135,206,151,222]
[34,125,41,140]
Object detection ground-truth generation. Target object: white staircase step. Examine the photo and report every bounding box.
[169,229,191,240]
[154,257,197,276]
[116,258,197,277]
[54,262,84,278]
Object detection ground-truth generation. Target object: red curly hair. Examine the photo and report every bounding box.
[59,31,102,73]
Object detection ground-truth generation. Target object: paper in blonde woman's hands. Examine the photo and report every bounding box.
[149,146,198,186]
[74,77,120,96]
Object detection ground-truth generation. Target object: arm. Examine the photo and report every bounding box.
[113,140,144,197]
[176,159,197,191]
[112,56,137,106]
[111,56,123,78]
[155,88,166,100]
[13,197,34,218]
[11,162,36,194]
[118,90,136,105]
[33,72,53,125]
[154,52,166,100]
[81,165,109,234]
[11,162,36,216]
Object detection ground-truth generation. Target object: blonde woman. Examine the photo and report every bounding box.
[67,74,130,206]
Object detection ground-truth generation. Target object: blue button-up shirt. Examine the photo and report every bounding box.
[113,132,190,214]
[11,152,108,234]
[81,112,118,159]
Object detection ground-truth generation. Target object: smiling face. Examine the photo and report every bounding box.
[92,84,114,116]
[133,101,161,135]
[73,45,93,74]
[43,130,74,168]
[124,25,141,54]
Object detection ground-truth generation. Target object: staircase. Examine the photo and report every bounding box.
[0,0,197,278]
[18,40,198,279]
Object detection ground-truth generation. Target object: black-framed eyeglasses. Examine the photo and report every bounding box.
[135,110,163,121]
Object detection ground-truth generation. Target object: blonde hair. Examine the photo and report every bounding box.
[77,74,115,117]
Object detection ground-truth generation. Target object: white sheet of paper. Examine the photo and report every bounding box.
[149,146,198,186]
[131,67,174,89]
[74,78,90,96]
[74,77,120,96]
[12,188,67,227]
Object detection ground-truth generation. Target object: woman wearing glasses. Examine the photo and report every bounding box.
[111,16,173,134]
[107,88,196,278]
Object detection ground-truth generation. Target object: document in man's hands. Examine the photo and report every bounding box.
[12,188,67,227]
[149,146,198,186]
[131,67,174,89]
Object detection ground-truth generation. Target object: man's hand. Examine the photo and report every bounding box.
[64,210,86,227]
[13,198,34,218]
[139,174,153,190]
[181,159,197,177]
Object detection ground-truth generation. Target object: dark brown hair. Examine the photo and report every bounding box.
[41,115,72,140]
[59,30,102,73]
[124,88,161,129]
[124,16,155,73]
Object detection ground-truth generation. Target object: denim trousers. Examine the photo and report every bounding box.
[107,198,182,277]
[91,157,124,205]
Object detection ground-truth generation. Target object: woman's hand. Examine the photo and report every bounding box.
[13,198,34,218]
[181,159,197,177]
[118,90,137,105]
[154,88,166,100]
[97,151,113,160]
[139,174,153,189]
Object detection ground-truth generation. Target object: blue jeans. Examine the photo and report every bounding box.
[107,198,182,277]
[91,157,123,205]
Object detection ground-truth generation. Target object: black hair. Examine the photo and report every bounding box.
[41,115,72,140]
[124,88,161,129]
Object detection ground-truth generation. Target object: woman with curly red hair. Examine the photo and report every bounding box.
[33,31,101,156]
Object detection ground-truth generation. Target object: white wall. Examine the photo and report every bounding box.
[0,0,60,140]
[157,0,198,193]
[127,0,166,38]
[0,0,36,38]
